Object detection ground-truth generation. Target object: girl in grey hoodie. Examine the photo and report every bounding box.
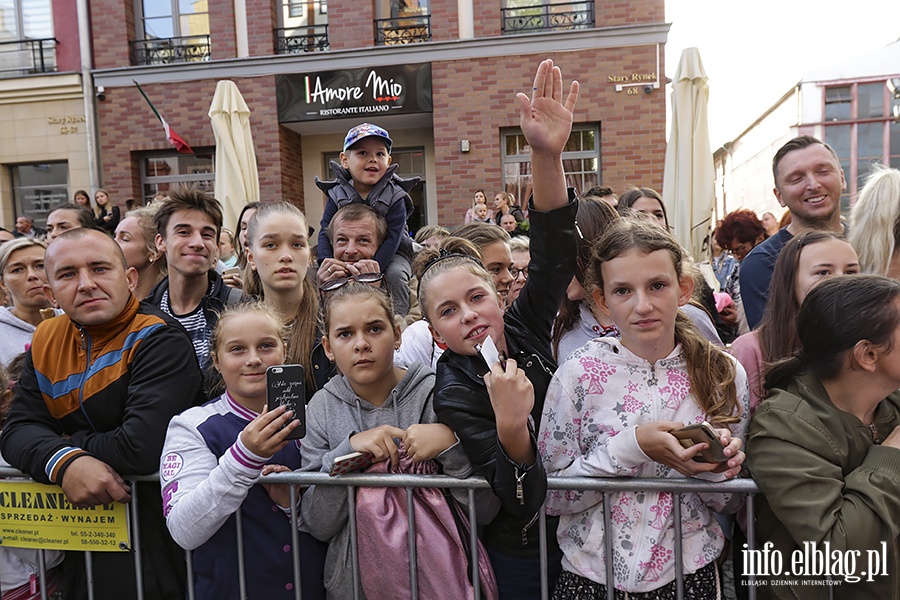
[300,283,472,599]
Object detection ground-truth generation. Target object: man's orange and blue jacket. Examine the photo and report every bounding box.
[0,295,206,484]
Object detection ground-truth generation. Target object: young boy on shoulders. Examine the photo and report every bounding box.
[316,123,419,316]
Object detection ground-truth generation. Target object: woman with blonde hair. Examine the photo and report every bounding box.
[94,188,121,234]
[492,191,525,226]
[0,238,59,367]
[848,165,900,278]
[115,204,166,300]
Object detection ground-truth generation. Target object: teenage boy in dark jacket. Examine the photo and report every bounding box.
[146,187,245,392]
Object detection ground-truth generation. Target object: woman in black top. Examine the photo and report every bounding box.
[493,191,526,227]
[94,188,120,234]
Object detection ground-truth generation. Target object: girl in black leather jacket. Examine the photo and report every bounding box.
[417,59,578,599]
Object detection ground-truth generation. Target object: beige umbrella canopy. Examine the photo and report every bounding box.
[663,47,714,261]
[209,80,260,231]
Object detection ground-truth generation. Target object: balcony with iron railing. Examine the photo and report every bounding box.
[374,14,431,46]
[501,0,594,35]
[130,35,212,66]
[0,37,57,77]
[275,24,329,54]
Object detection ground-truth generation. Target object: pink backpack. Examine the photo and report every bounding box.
[355,446,499,599]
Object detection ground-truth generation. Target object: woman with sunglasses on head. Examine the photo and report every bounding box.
[245,202,335,392]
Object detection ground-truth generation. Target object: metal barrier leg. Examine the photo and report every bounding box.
[235,509,247,600]
[539,506,549,600]
[406,488,419,600]
[348,486,361,600]
[186,549,195,600]
[289,485,302,600]
[130,481,144,600]
[37,548,48,600]
[84,551,95,600]
[468,489,480,600]
[602,491,614,600]
[746,494,756,600]
[672,492,683,600]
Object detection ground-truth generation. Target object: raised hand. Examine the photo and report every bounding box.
[516,59,580,157]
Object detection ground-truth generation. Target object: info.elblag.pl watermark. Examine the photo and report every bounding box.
[741,541,889,586]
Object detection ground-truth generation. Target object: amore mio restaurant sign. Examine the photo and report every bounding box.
[277,63,432,122]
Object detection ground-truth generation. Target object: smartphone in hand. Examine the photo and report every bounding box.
[266,365,306,440]
[670,422,728,463]
[329,451,373,477]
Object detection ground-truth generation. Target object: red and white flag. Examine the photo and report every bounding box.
[133,80,193,154]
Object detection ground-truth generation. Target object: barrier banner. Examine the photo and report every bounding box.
[0,481,129,552]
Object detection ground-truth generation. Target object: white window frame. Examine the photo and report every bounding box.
[501,124,600,202]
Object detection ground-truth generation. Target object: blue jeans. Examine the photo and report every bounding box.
[486,546,563,600]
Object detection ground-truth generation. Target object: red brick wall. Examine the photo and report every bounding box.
[474,1,501,38]
[53,0,81,72]
[97,76,293,218]
[91,0,134,69]
[247,0,277,56]
[430,0,458,41]
[329,0,374,50]
[431,46,667,224]
[597,0,665,28]
[210,1,237,60]
[279,127,305,208]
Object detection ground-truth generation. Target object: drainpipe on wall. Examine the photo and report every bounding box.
[76,0,101,192]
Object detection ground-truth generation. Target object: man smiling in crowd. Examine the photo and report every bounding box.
[146,187,244,383]
[739,135,846,328]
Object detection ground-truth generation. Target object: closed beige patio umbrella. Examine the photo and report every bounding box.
[209,80,260,230]
[663,47,715,261]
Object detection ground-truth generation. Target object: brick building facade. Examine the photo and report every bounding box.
[86,1,669,231]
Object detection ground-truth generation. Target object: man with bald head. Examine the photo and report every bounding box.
[0,227,204,599]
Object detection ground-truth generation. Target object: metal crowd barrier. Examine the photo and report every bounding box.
[0,468,759,600]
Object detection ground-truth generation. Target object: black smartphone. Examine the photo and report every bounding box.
[266,364,306,440]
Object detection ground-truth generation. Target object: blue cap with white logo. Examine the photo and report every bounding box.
[343,123,393,153]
